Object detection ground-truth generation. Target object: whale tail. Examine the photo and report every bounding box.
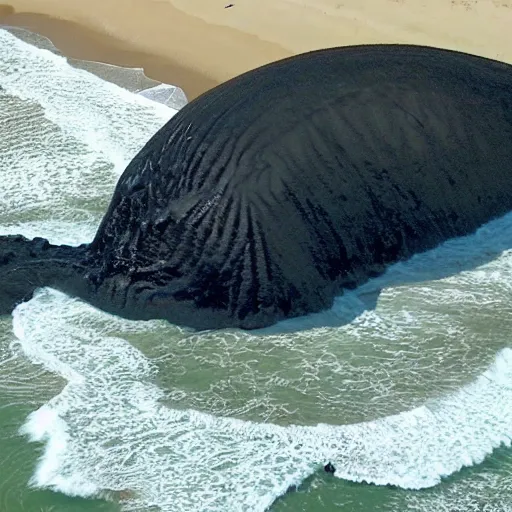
[0,235,89,315]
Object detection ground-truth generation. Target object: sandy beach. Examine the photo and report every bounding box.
[1,0,512,99]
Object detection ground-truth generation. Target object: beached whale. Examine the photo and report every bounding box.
[1,44,512,330]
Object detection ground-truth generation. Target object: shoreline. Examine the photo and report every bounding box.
[0,9,218,99]
[1,1,512,101]
[0,1,291,100]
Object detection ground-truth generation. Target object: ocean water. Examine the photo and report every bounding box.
[1,26,512,512]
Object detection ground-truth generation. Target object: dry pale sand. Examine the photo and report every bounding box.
[1,0,512,99]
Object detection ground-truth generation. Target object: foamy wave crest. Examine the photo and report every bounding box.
[12,290,317,511]
[326,347,512,488]
[0,29,175,174]
[0,221,97,247]
[0,28,179,241]
[12,287,512,511]
[5,26,188,111]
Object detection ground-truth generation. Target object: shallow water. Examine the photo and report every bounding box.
[1,27,512,512]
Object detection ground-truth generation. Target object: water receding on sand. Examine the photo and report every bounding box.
[2,26,512,512]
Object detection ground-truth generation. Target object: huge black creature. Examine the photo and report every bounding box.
[2,45,512,330]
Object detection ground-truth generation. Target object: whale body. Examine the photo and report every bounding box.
[1,44,512,330]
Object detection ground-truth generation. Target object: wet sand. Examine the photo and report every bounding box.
[0,8,218,99]
[1,0,512,99]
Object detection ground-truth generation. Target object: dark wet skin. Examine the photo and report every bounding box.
[1,45,512,330]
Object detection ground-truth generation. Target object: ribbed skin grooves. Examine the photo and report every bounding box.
[87,45,512,329]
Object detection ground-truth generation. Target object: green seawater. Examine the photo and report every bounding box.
[0,317,115,512]
[3,301,512,512]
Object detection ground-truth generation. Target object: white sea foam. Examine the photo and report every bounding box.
[0,29,175,175]
[0,221,97,247]
[0,27,177,242]
[6,27,188,112]
[12,289,314,510]
[11,283,512,511]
